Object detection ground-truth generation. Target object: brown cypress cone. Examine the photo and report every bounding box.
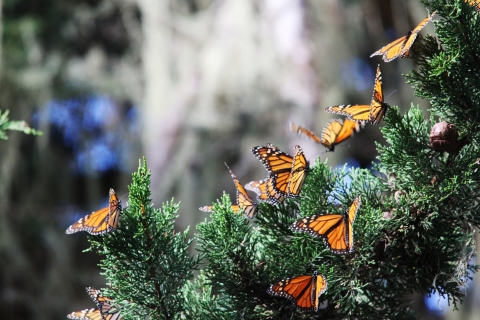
[429,121,460,153]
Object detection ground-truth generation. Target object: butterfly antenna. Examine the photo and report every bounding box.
[386,90,397,99]
[307,151,325,163]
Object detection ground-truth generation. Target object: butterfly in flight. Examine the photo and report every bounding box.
[252,144,309,198]
[67,287,122,320]
[200,163,258,218]
[370,11,436,62]
[289,120,364,152]
[66,188,121,235]
[244,177,285,205]
[290,196,361,254]
[325,65,389,125]
[267,270,327,312]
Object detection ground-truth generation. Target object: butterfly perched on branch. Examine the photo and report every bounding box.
[67,287,122,320]
[267,270,327,312]
[200,163,258,218]
[252,144,309,199]
[66,188,121,235]
[291,196,361,254]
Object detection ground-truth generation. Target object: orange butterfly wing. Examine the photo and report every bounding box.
[288,146,309,197]
[289,122,322,144]
[291,120,361,152]
[324,105,371,123]
[67,308,103,320]
[371,11,436,62]
[291,196,361,254]
[252,144,309,198]
[87,287,122,320]
[320,119,363,152]
[267,271,327,311]
[369,65,389,125]
[245,178,285,205]
[326,65,387,125]
[401,11,437,57]
[68,287,122,320]
[252,144,295,173]
[65,188,121,235]
[370,36,408,62]
[226,164,258,218]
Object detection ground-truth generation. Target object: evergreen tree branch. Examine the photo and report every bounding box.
[0,109,41,140]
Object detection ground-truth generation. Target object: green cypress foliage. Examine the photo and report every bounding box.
[88,159,199,319]
[77,1,480,318]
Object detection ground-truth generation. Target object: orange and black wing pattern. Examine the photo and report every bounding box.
[289,122,322,144]
[67,308,103,320]
[225,163,258,219]
[288,146,309,197]
[66,188,121,235]
[68,287,122,320]
[87,287,122,320]
[325,65,388,125]
[321,119,363,152]
[370,11,436,62]
[267,271,327,312]
[252,144,309,198]
[325,104,371,123]
[369,65,389,125]
[290,196,361,254]
[290,119,361,151]
[245,178,285,205]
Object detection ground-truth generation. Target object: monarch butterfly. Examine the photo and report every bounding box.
[289,120,364,152]
[66,188,121,235]
[200,163,258,218]
[370,11,436,62]
[252,144,309,198]
[267,270,327,312]
[325,65,389,125]
[244,178,285,205]
[290,196,361,254]
[67,287,122,320]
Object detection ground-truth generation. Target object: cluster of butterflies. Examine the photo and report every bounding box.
[200,149,361,311]
[65,189,123,319]
[198,9,445,312]
[287,11,440,152]
[64,6,480,315]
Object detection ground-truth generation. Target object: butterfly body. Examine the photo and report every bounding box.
[370,11,436,62]
[252,144,309,198]
[325,65,388,125]
[291,196,361,254]
[66,188,121,235]
[267,270,327,312]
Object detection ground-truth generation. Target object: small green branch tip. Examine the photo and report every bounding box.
[0,109,42,140]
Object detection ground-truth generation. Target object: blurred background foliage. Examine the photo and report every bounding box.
[0,0,476,319]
